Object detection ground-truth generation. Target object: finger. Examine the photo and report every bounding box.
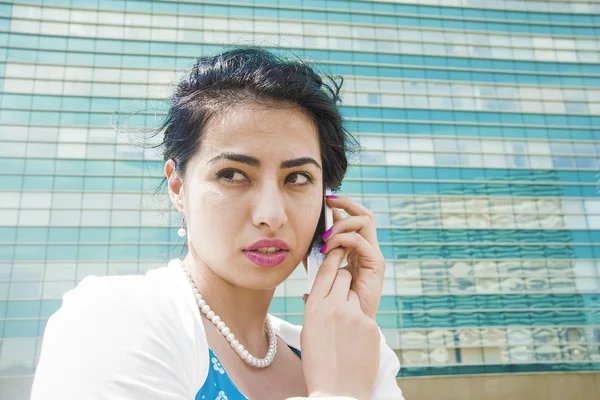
[326,195,376,221]
[323,214,378,245]
[347,289,360,306]
[322,232,376,261]
[327,198,378,246]
[302,293,308,304]
[308,248,346,299]
[332,207,343,224]
[329,268,352,300]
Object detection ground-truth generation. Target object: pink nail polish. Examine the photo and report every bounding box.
[326,195,338,199]
[319,243,327,253]
[322,228,332,239]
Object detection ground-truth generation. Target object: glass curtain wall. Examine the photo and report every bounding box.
[0,0,599,380]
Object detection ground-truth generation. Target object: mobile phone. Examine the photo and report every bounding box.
[307,188,333,293]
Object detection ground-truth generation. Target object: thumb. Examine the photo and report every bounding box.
[302,293,309,304]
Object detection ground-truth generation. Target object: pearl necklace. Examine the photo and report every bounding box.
[182,263,278,368]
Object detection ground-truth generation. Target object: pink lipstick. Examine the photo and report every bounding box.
[243,239,290,268]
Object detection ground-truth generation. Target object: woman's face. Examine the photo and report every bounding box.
[170,104,323,291]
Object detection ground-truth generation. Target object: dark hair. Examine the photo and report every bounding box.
[157,47,357,251]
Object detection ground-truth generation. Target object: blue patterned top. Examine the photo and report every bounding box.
[196,347,302,400]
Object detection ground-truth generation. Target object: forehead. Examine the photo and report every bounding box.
[198,104,321,161]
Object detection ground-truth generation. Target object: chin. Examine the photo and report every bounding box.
[234,257,298,290]
[229,273,285,291]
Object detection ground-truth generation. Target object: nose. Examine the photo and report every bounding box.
[251,182,288,232]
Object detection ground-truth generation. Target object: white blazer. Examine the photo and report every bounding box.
[30,260,404,400]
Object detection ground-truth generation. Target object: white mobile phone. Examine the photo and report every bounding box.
[307,188,333,293]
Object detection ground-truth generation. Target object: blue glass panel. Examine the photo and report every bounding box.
[110,228,140,242]
[114,177,143,191]
[65,51,93,65]
[139,228,170,242]
[0,227,16,242]
[16,227,48,242]
[54,176,84,190]
[0,16,10,31]
[7,301,41,318]
[399,363,600,377]
[126,0,151,12]
[4,320,39,338]
[77,245,109,260]
[96,39,124,53]
[90,97,119,111]
[8,31,600,80]
[139,245,171,260]
[46,245,78,260]
[109,245,139,260]
[67,37,95,51]
[84,177,114,190]
[9,34,39,48]
[48,227,79,242]
[48,0,600,36]
[178,3,203,14]
[378,229,600,244]
[80,228,110,242]
[152,1,178,13]
[22,176,52,190]
[203,4,229,16]
[62,96,91,111]
[0,3,12,17]
[53,160,83,174]
[385,244,600,259]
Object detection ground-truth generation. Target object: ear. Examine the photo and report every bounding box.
[301,255,308,273]
[165,159,184,213]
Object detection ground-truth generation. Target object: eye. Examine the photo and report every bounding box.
[216,169,248,183]
[285,172,312,186]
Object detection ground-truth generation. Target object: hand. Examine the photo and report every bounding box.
[320,195,385,320]
[301,248,380,400]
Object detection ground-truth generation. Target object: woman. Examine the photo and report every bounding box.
[30,48,404,400]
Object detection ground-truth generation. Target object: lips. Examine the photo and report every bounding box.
[244,239,289,251]
[243,250,288,268]
[243,239,290,268]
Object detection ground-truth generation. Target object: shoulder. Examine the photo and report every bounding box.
[64,261,183,314]
[268,314,302,350]
[65,273,155,309]
[51,259,206,364]
[52,263,180,333]
[62,259,202,318]
[32,260,208,399]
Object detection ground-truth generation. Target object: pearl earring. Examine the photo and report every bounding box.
[177,216,186,237]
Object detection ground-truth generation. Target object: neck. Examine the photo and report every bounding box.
[182,251,275,355]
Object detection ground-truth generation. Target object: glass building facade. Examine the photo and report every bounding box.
[1,0,600,389]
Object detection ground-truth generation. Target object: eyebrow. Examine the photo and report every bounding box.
[208,152,321,170]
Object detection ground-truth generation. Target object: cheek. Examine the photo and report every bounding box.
[291,194,323,237]
[187,185,242,237]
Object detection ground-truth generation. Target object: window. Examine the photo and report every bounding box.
[9,281,42,298]
[19,210,50,226]
[81,210,110,226]
[50,210,81,226]
[112,194,141,209]
[21,192,51,209]
[70,9,96,23]
[1,338,37,359]
[111,211,140,226]
[151,14,177,28]
[563,215,587,229]
[43,281,76,298]
[57,144,86,158]
[367,93,381,105]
